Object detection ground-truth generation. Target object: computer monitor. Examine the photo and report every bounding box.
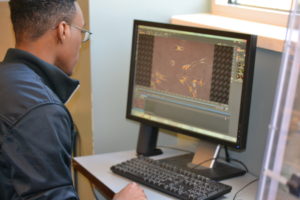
[126,20,257,180]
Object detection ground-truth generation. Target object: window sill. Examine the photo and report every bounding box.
[171,13,287,52]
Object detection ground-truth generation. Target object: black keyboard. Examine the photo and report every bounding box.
[111,157,232,200]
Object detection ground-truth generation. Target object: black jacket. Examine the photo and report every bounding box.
[0,49,80,200]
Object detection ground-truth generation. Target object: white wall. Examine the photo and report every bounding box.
[89,0,210,154]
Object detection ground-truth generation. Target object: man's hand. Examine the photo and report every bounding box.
[113,182,147,200]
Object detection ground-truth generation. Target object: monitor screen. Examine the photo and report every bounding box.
[126,20,257,150]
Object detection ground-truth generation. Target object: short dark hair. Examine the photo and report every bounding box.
[9,0,77,43]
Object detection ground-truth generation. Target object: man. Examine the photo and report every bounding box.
[0,0,147,199]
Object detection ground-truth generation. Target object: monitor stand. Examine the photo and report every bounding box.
[136,124,163,156]
[159,140,246,181]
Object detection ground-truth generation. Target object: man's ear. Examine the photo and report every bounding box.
[56,21,70,43]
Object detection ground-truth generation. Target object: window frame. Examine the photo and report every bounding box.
[212,0,289,27]
[230,0,293,12]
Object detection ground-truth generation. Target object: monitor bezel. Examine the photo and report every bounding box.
[126,20,257,150]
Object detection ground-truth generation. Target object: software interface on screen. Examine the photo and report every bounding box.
[129,24,250,146]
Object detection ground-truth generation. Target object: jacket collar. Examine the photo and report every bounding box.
[3,48,80,104]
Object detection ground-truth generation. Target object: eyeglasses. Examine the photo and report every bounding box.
[70,24,92,42]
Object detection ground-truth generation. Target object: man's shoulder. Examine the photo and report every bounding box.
[0,62,38,86]
[0,62,62,125]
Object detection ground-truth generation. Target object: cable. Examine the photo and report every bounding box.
[222,146,249,173]
[224,146,231,162]
[227,158,249,173]
[233,178,259,200]
[191,158,216,169]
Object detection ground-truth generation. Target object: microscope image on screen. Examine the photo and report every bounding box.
[135,35,235,104]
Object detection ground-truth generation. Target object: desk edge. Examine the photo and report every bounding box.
[72,158,115,200]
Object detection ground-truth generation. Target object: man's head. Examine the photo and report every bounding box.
[9,0,86,75]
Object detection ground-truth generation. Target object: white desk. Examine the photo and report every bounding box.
[73,148,258,200]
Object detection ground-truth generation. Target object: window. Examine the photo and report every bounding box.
[229,0,293,12]
[172,0,290,52]
[212,0,289,27]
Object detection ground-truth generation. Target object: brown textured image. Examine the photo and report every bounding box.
[151,36,214,100]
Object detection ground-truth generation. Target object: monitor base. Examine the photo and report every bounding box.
[159,153,246,181]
